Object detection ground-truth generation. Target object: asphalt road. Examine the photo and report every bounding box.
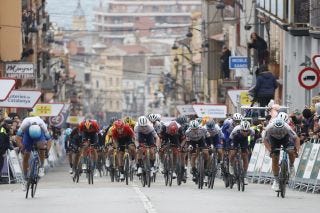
[0,162,318,213]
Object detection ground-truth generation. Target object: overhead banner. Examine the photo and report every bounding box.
[0,90,41,108]
[49,104,70,127]
[0,78,16,101]
[66,116,85,124]
[31,103,64,117]
[192,104,227,118]
[176,105,196,115]
[5,62,35,79]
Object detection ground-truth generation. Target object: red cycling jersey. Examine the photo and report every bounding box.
[111,124,134,141]
[79,120,100,133]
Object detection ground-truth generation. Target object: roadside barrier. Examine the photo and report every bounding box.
[247,138,320,193]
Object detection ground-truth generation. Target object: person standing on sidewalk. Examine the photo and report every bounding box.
[0,118,13,183]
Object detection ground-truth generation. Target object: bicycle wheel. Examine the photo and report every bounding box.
[176,157,182,186]
[279,159,288,198]
[197,152,204,189]
[124,154,129,185]
[109,156,115,182]
[208,154,217,189]
[235,160,241,191]
[239,159,245,192]
[168,152,173,187]
[163,152,169,186]
[25,180,31,199]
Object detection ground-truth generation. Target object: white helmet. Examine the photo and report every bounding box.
[155,114,161,121]
[277,112,289,123]
[240,120,250,130]
[138,116,148,127]
[148,113,158,122]
[273,118,284,128]
[233,113,243,121]
[189,120,200,129]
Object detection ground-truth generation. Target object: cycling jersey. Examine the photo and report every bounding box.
[229,125,254,150]
[79,120,99,133]
[264,122,297,140]
[111,125,134,141]
[160,123,185,146]
[134,124,158,146]
[221,118,236,140]
[204,125,224,149]
[185,127,207,142]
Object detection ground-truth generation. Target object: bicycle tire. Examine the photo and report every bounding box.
[31,181,37,198]
[280,159,288,198]
[109,156,115,182]
[145,153,151,188]
[198,152,204,189]
[164,153,169,186]
[25,180,31,199]
[176,159,182,186]
[124,154,129,185]
[240,159,245,192]
[208,153,217,189]
[168,152,173,187]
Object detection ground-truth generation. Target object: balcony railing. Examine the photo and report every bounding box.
[310,0,320,29]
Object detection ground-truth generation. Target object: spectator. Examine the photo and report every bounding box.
[220,46,232,79]
[254,65,278,108]
[248,32,269,65]
[0,118,13,183]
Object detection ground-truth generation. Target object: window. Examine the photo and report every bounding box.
[116,101,120,109]
[96,80,99,88]
[85,73,90,83]
[116,78,120,86]
[109,78,113,86]
[110,100,113,109]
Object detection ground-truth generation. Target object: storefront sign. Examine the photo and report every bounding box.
[229,56,249,69]
[192,104,227,118]
[0,90,41,108]
[5,63,34,79]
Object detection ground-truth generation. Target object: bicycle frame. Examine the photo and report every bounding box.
[25,146,41,199]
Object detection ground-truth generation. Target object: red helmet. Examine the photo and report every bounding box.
[168,122,178,135]
[114,119,124,129]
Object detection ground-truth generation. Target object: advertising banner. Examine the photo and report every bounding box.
[5,62,35,79]
[303,144,320,179]
[296,143,313,178]
[192,104,227,118]
[66,116,85,124]
[176,105,196,115]
[31,103,64,117]
[0,90,41,108]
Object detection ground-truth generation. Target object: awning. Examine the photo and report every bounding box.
[210,33,225,42]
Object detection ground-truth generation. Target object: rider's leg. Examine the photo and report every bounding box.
[241,149,249,174]
[128,144,136,161]
[36,141,47,167]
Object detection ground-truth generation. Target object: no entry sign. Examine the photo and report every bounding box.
[298,67,320,90]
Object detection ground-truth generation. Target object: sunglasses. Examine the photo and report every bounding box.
[242,130,249,132]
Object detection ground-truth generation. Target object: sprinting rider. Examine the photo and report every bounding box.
[64,128,73,174]
[111,119,136,180]
[229,120,254,185]
[185,120,210,183]
[263,118,300,191]
[204,119,224,166]
[16,116,51,191]
[222,113,243,149]
[134,116,160,176]
[159,120,186,179]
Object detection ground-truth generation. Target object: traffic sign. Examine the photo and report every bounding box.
[49,114,65,127]
[298,67,320,90]
[229,56,249,69]
[312,55,320,71]
[0,90,41,108]
[0,78,16,101]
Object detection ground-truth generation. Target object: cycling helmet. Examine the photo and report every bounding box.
[29,124,42,139]
[155,114,161,121]
[206,120,216,129]
[167,121,179,135]
[65,128,72,136]
[189,120,200,129]
[277,112,289,123]
[273,118,284,128]
[176,115,187,125]
[148,113,158,123]
[240,120,251,131]
[233,113,243,121]
[114,119,124,129]
[138,116,148,127]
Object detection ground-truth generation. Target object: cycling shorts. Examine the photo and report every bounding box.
[117,136,134,152]
[189,139,207,154]
[230,137,248,151]
[270,135,292,155]
[22,128,47,152]
[206,135,223,149]
[137,132,155,146]
[82,132,98,145]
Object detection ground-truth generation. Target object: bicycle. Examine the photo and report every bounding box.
[192,144,205,189]
[207,146,218,189]
[230,145,245,192]
[108,146,119,182]
[163,143,174,187]
[275,147,291,198]
[139,145,152,188]
[80,141,96,185]
[25,145,41,199]
[123,143,134,185]
[96,146,106,177]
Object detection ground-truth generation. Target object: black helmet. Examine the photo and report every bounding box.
[109,117,117,125]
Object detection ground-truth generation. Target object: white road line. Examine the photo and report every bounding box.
[132,183,157,213]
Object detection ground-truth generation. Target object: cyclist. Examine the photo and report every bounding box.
[134,116,160,176]
[64,128,73,174]
[159,120,186,179]
[222,113,243,149]
[16,116,51,191]
[69,126,82,174]
[123,116,136,130]
[229,120,254,185]
[78,119,100,173]
[204,119,224,166]
[176,115,189,132]
[263,118,300,191]
[148,113,162,134]
[185,120,209,182]
[111,119,136,180]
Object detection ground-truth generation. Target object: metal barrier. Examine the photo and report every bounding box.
[247,138,320,193]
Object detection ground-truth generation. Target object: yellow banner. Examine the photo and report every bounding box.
[67,116,84,124]
[240,92,251,105]
[31,104,52,116]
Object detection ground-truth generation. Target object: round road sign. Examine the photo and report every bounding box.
[49,114,65,127]
[298,67,320,90]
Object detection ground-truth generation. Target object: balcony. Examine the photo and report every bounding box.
[309,0,320,39]
[288,0,310,36]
